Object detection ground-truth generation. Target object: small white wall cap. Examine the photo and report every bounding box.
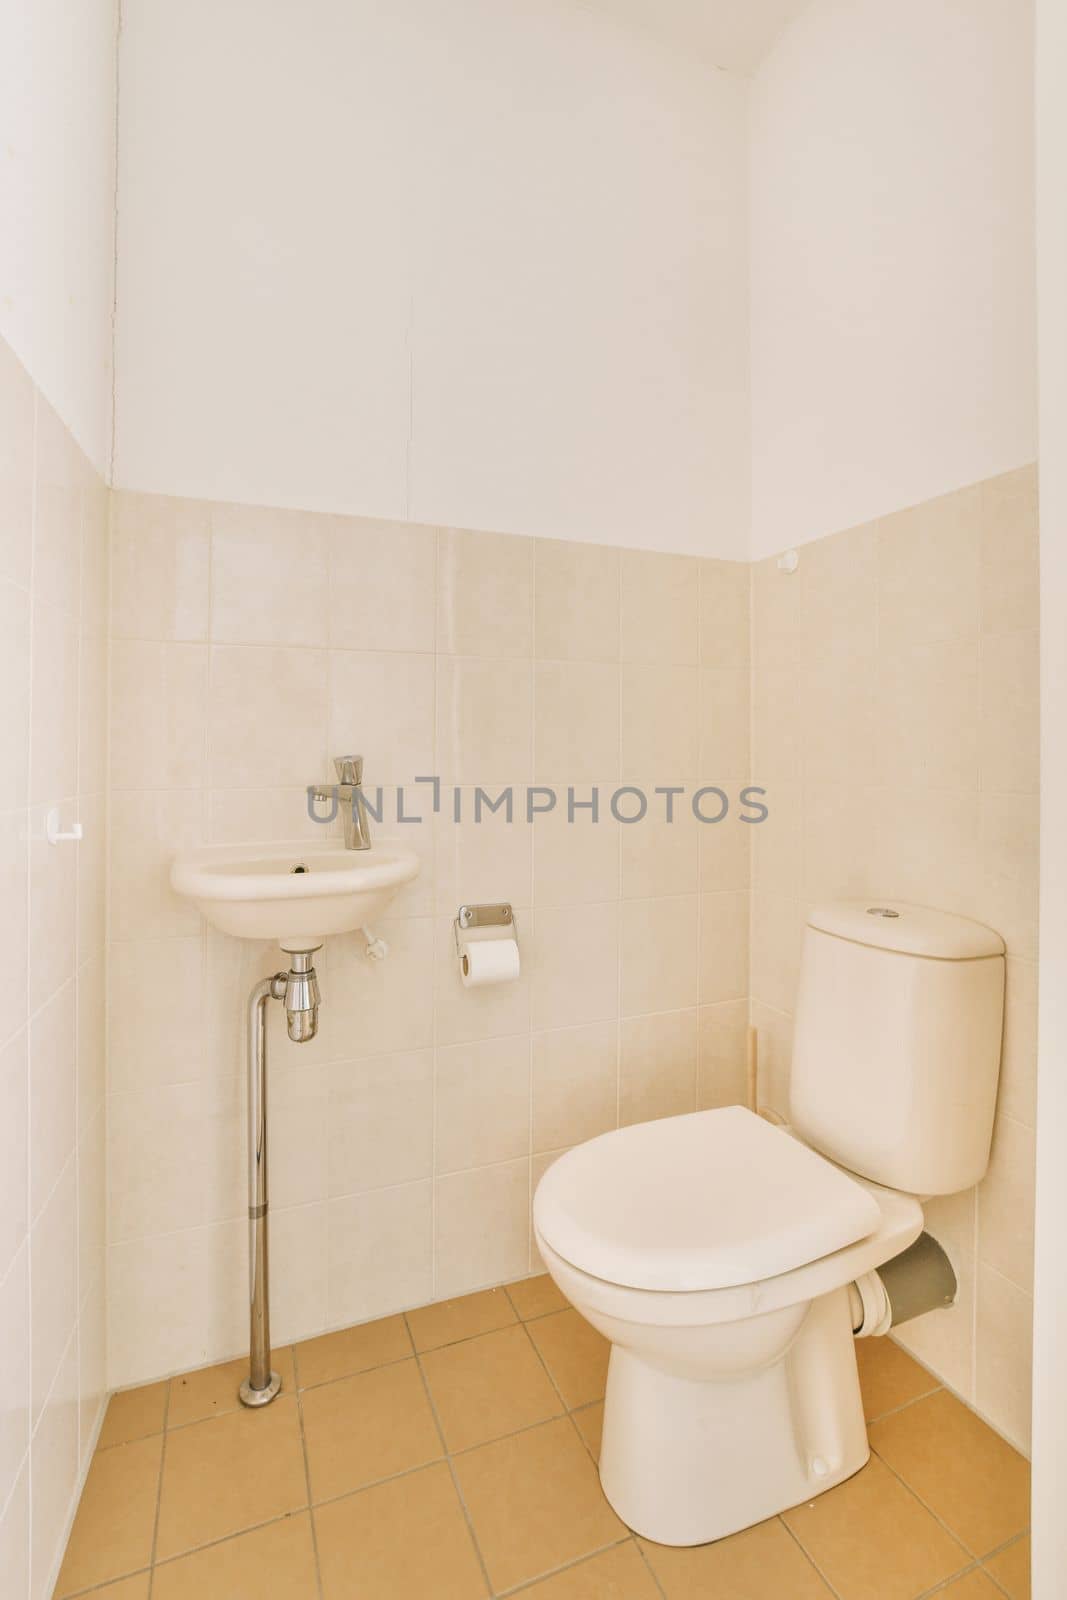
[806,900,1005,960]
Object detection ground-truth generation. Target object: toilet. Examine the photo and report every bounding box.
[532,900,1005,1547]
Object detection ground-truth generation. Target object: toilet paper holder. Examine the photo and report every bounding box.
[453,902,518,957]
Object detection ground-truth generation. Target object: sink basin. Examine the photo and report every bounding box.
[171,840,420,950]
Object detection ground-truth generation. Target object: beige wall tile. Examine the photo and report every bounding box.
[28,981,75,1223]
[436,656,533,784]
[208,644,326,787]
[535,537,619,661]
[980,629,1040,793]
[620,895,699,1017]
[532,1021,618,1153]
[109,790,205,941]
[110,640,208,790]
[698,1000,748,1109]
[30,599,79,806]
[979,792,1038,959]
[435,1159,531,1297]
[210,502,329,646]
[975,1264,1033,1455]
[620,1008,698,1125]
[621,663,699,778]
[108,1078,244,1244]
[877,637,980,789]
[751,553,802,671]
[327,1182,433,1329]
[752,663,802,782]
[529,903,619,1030]
[699,805,751,894]
[0,1034,29,1282]
[700,667,750,777]
[748,892,800,1015]
[802,786,885,903]
[799,517,878,657]
[30,1161,77,1427]
[329,515,436,652]
[328,1051,433,1197]
[622,789,699,900]
[801,638,878,784]
[438,526,533,657]
[111,491,210,642]
[108,1220,247,1388]
[873,788,982,914]
[999,957,1038,1127]
[979,467,1039,635]
[436,1035,531,1174]
[328,919,435,1058]
[78,625,109,797]
[978,1112,1035,1293]
[28,823,77,1015]
[33,397,84,621]
[328,648,435,785]
[878,490,982,645]
[433,786,533,913]
[700,558,750,669]
[620,549,699,665]
[700,890,749,1004]
[108,937,204,1091]
[534,660,620,783]
[533,795,620,907]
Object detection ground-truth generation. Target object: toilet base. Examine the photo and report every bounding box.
[598,1287,869,1546]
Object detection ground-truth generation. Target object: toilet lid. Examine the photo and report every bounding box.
[533,1106,883,1292]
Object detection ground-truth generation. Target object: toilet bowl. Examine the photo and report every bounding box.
[534,1105,923,1546]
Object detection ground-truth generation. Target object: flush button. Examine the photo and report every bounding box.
[866,906,900,918]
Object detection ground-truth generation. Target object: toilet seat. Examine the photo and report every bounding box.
[534,1105,883,1293]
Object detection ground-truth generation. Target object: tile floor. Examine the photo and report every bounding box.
[54,1278,1031,1600]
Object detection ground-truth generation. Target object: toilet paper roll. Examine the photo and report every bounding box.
[459,937,521,988]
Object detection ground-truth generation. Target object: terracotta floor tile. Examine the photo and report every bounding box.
[573,1401,604,1463]
[315,1461,486,1600]
[783,1454,969,1600]
[526,1308,610,1408]
[422,1324,563,1452]
[521,1540,659,1597]
[941,1571,1004,1598]
[453,1415,624,1592]
[167,1346,295,1428]
[295,1313,412,1388]
[640,1516,834,1600]
[507,1274,568,1321]
[869,1389,1030,1555]
[407,1287,517,1352]
[301,1357,442,1502]
[97,1380,169,1449]
[54,1434,162,1596]
[985,1533,1031,1598]
[152,1511,318,1600]
[85,1578,151,1600]
[854,1336,939,1422]
[155,1395,307,1560]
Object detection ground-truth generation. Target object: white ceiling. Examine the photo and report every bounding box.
[580,0,812,75]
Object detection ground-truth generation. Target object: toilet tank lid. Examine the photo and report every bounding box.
[533,1107,883,1293]
[808,901,1005,960]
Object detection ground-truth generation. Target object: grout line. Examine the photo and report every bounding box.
[867,1442,1011,1568]
[144,1376,171,1599]
[290,1344,326,1600]
[864,1381,944,1427]
[630,1537,670,1600]
[496,1536,635,1597]
[407,1313,495,1599]
[778,1513,849,1600]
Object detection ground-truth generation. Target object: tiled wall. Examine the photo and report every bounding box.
[750,466,1040,1453]
[0,337,109,1596]
[106,491,753,1387]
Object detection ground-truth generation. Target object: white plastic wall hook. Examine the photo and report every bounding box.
[45,808,83,845]
[362,927,388,961]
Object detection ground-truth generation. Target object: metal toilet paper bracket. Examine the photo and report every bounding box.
[453,902,518,973]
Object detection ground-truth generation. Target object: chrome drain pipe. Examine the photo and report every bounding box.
[239,948,321,1408]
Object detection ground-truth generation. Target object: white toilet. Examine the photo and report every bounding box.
[533,900,1005,1547]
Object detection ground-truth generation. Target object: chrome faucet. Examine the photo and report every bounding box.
[313,755,372,850]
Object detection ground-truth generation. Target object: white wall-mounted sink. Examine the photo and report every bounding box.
[171,840,420,950]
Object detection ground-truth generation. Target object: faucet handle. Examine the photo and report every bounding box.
[334,754,364,785]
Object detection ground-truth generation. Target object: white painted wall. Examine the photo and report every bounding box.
[749,0,1037,558]
[0,0,117,475]
[113,0,750,558]
[1031,0,1067,1588]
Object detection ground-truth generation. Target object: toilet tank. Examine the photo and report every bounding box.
[789,901,1005,1195]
